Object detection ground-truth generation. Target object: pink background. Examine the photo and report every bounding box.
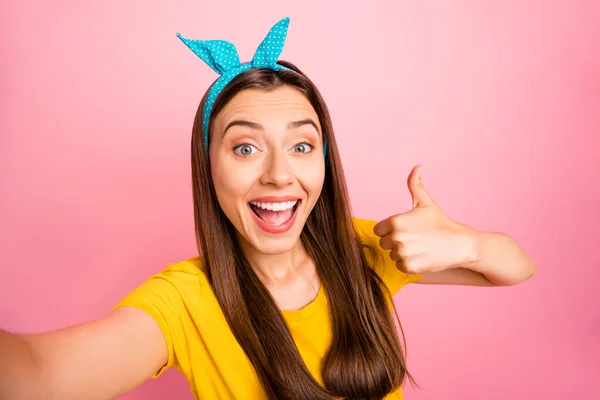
[1,1,599,399]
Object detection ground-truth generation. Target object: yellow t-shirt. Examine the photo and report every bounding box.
[113,218,422,399]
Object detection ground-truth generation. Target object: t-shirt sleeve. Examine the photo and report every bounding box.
[112,262,199,378]
[353,217,423,295]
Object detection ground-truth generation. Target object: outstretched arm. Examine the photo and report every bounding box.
[0,307,167,400]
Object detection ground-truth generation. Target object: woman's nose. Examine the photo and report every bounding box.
[260,151,294,187]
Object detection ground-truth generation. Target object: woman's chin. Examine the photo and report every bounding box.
[246,235,302,256]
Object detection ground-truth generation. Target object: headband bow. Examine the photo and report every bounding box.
[177,17,327,157]
[177,18,292,145]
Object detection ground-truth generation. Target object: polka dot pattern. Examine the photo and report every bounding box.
[175,37,241,75]
[177,17,292,146]
[252,18,290,68]
[176,17,327,157]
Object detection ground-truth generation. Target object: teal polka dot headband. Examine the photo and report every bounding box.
[177,17,327,156]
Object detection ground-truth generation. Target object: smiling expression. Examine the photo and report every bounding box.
[209,86,326,255]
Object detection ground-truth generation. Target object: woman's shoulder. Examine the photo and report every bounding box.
[155,256,213,295]
[164,255,207,276]
[351,216,376,232]
[351,216,384,263]
[351,216,423,293]
[114,256,210,312]
[149,256,206,283]
[351,217,380,245]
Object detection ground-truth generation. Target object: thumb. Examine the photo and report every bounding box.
[407,165,434,208]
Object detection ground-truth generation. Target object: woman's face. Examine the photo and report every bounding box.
[210,86,326,255]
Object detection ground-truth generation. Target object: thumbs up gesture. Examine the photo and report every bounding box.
[373,165,477,275]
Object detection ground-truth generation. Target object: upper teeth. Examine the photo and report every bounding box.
[250,200,298,211]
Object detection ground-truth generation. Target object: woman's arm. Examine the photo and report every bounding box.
[0,330,43,399]
[416,230,536,286]
[0,307,167,400]
[374,165,536,287]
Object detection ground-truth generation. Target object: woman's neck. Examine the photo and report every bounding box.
[239,238,313,287]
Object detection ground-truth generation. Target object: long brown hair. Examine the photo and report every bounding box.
[190,61,414,399]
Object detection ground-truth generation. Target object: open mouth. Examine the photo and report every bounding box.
[248,199,301,228]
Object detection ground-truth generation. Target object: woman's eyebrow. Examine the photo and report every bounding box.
[222,118,320,138]
[222,120,262,138]
[288,118,320,133]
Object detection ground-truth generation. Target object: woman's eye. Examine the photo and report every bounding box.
[234,144,258,156]
[292,143,314,153]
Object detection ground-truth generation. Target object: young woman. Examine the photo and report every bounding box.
[0,18,535,400]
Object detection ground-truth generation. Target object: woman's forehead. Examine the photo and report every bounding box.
[217,87,318,122]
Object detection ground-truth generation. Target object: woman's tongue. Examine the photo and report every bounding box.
[254,207,293,227]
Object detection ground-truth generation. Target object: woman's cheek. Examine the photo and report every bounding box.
[297,158,325,193]
[220,163,254,196]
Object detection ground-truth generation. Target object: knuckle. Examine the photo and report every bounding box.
[391,218,405,230]
[389,250,401,262]
[379,237,391,250]
[395,260,409,273]
[392,243,404,255]
[402,260,419,274]
[392,231,407,243]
